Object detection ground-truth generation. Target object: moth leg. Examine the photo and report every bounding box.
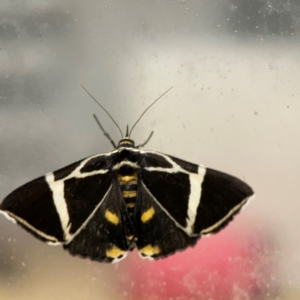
[136,131,154,148]
[93,114,117,149]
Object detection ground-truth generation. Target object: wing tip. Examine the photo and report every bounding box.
[0,209,17,224]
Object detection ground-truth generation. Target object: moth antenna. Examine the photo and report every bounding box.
[81,85,123,138]
[129,86,173,137]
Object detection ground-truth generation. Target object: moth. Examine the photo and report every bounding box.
[0,87,254,263]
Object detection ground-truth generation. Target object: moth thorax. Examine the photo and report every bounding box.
[118,138,135,148]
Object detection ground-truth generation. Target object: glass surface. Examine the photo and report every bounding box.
[1,0,299,299]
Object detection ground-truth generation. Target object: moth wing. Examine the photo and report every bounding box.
[134,151,254,259]
[192,167,254,235]
[0,154,113,244]
[65,179,133,263]
[134,182,199,260]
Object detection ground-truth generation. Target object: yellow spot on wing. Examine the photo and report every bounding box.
[139,244,160,257]
[105,210,119,225]
[106,245,126,259]
[141,207,155,223]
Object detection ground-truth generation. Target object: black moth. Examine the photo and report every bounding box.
[0,88,254,263]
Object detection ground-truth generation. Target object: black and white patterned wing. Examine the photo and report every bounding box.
[0,154,132,262]
[134,151,254,259]
[64,177,133,263]
[133,182,199,259]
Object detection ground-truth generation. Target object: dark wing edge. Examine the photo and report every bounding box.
[195,167,255,236]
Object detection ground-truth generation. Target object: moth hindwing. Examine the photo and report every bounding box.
[0,137,254,263]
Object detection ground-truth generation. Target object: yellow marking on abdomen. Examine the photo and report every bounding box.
[139,244,160,257]
[122,190,137,198]
[141,207,155,223]
[105,209,119,225]
[126,202,135,208]
[106,245,126,259]
[118,175,138,185]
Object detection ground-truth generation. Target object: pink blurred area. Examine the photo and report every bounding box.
[119,220,275,300]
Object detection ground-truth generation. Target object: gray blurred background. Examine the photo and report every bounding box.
[0,0,300,299]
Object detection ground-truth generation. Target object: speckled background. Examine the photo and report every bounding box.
[1,1,299,299]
